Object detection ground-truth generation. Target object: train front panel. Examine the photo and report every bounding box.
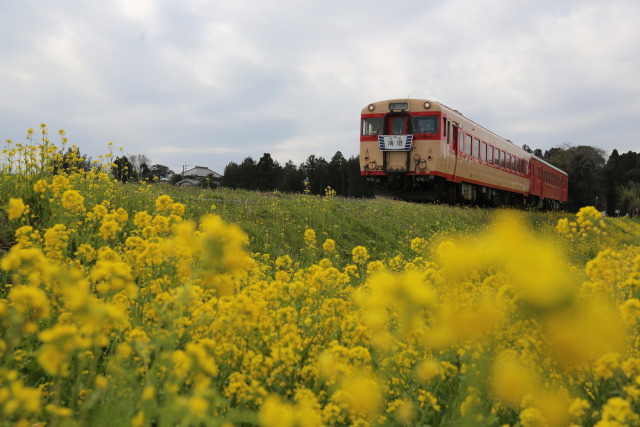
[360,99,456,199]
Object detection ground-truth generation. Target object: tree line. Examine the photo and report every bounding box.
[52,144,640,214]
[535,145,640,216]
[219,152,374,198]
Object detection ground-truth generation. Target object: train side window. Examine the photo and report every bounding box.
[489,146,494,165]
[507,154,512,171]
[466,135,472,156]
[361,118,383,136]
[511,156,516,172]
[481,142,487,162]
[411,116,438,134]
[501,151,505,168]
[458,133,464,154]
[495,150,500,166]
[516,158,520,174]
[473,138,480,159]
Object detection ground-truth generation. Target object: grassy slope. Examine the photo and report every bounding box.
[153,185,640,266]
[2,181,639,267]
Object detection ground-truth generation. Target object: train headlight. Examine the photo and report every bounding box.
[424,101,431,109]
[368,104,375,111]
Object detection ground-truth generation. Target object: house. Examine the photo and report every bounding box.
[183,166,222,180]
[175,166,222,187]
[175,178,201,187]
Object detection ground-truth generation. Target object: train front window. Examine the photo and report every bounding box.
[390,117,406,135]
[411,116,438,134]
[361,118,383,136]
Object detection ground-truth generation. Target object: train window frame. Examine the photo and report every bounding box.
[495,150,500,167]
[458,133,465,155]
[411,116,439,135]
[488,146,494,165]
[473,138,480,159]
[481,142,487,162]
[361,118,383,136]
[507,154,512,172]
[465,135,472,156]
[388,116,407,135]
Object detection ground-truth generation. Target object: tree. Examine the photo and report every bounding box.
[52,147,92,174]
[278,160,305,193]
[149,164,174,181]
[544,144,606,211]
[618,182,640,217]
[221,162,241,189]
[328,151,348,196]
[346,155,375,198]
[603,149,621,216]
[127,154,151,178]
[256,153,282,191]
[222,157,259,190]
[300,154,330,195]
[112,156,133,183]
[170,173,184,185]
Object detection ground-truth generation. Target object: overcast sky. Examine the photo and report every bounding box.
[1,0,639,174]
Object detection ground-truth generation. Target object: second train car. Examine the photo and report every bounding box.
[360,99,568,208]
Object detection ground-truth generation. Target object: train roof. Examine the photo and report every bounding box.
[362,98,568,176]
[362,98,518,148]
[531,155,568,176]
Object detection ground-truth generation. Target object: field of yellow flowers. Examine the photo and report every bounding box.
[2,127,640,427]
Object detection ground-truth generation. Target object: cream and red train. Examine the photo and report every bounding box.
[360,99,568,208]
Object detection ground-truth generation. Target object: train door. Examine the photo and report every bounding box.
[384,115,410,172]
[447,120,457,174]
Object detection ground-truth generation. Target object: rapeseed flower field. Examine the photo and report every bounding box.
[1,127,640,426]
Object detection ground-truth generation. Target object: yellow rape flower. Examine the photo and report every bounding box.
[322,238,336,252]
[337,373,383,420]
[7,198,26,220]
[519,407,546,427]
[99,219,121,240]
[171,202,185,217]
[8,286,51,319]
[490,350,538,408]
[60,189,85,214]
[351,245,370,265]
[260,395,295,427]
[597,396,639,425]
[155,195,174,213]
[304,228,317,248]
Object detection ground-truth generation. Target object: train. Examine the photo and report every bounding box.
[359,99,568,208]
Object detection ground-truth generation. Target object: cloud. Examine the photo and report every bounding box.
[1,0,639,173]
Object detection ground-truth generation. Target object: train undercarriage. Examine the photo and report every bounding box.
[365,174,562,210]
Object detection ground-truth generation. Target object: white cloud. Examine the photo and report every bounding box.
[1,0,639,171]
